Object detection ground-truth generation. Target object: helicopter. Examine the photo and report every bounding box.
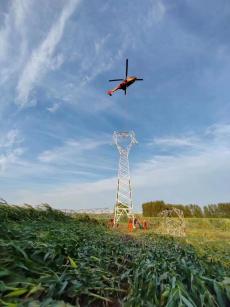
[107,59,143,96]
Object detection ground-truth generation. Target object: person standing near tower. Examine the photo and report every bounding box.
[128,218,133,232]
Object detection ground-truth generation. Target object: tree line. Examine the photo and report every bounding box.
[142,201,230,218]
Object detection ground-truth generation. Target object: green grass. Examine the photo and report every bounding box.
[0,205,229,306]
[127,217,230,268]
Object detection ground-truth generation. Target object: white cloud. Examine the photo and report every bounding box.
[0,129,24,172]
[38,136,110,163]
[0,13,10,62]
[0,129,23,148]
[152,0,166,21]
[146,0,166,26]
[132,148,230,207]
[152,135,199,148]
[206,123,230,139]
[49,54,65,71]
[0,148,24,172]
[8,176,116,210]
[47,102,61,113]
[12,0,31,30]
[94,34,111,55]
[16,0,81,107]
[0,0,31,81]
[151,124,230,150]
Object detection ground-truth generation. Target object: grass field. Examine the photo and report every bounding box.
[116,217,230,268]
[0,204,229,306]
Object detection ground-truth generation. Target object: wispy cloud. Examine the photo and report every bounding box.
[0,14,10,62]
[132,147,230,206]
[47,102,61,113]
[0,129,23,148]
[0,129,25,172]
[206,123,230,139]
[0,0,30,85]
[136,0,166,30]
[16,0,81,107]
[131,124,230,204]
[149,0,166,24]
[38,136,110,163]
[0,148,24,172]
[150,124,230,151]
[8,176,116,210]
[12,0,31,29]
[151,135,199,148]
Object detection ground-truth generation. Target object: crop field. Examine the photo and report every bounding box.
[0,205,230,306]
[117,217,230,268]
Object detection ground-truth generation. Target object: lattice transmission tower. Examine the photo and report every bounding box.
[113,131,137,225]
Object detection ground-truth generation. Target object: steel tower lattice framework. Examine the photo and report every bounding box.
[113,131,137,225]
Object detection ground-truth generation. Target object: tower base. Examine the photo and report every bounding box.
[113,203,134,226]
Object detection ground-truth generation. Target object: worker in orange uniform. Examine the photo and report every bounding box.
[143,220,148,230]
[128,218,133,232]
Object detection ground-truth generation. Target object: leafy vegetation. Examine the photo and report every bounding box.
[133,217,230,267]
[0,204,229,306]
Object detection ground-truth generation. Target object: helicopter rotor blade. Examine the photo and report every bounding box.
[109,79,123,82]
[136,78,143,81]
[125,58,128,79]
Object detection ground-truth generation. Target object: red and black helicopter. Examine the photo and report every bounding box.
[107,59,143,96]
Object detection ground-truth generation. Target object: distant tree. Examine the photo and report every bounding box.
[142,201,166,217]
[188,204,203,217]
[203,204,218,218]
[217,203,230,218]
[142,201,230,218]
[203,206,209,217]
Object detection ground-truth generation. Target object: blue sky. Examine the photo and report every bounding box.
[1,0,230,210]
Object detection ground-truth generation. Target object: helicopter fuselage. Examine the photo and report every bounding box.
[119,76,137,90]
